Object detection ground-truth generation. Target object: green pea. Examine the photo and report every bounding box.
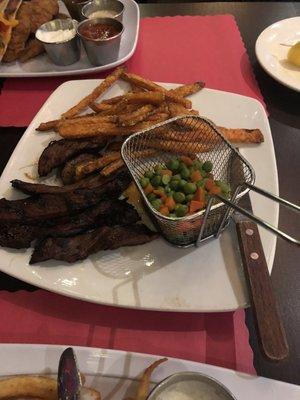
[165,185,172,194]
[147,193,157,202]
[196,180,205,188]
[162,174,171,185]
[140,176,150,189]
[183,182,197,195]
[169,213,177,218]
[170,180,180,190]
[151,198,162,210]
[175,204,188,217]
[144,170,154,179]
[154,164,164,173]
[157,186,165,192]
[178,179,187,190]
[200,169,207,178]
[173,192,186,203]
[193,159,203,170]
[202,161,213,173]
[167,158,180,171]
[186,194,194,202]
[180,166,190,179]
[172,174,181,181]
[151,174,162,187]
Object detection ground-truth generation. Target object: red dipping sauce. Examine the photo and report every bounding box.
[79,22,120,40]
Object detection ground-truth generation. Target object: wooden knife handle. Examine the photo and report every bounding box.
[236,220,289,362]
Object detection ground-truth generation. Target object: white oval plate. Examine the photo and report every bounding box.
[255,17,300,92]
[0,80,278,312]
[0,344,299,399]
[0,0,139,78]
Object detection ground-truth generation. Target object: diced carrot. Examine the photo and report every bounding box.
[180,156,193,166]
[144,183,154,195]
[153,189,167,201]
[209,185,221,195]
[205,178,215,191]
[159,205,170,216]
[194,187,205,202]
[165,196,176,211]
[161,169,172,176]
[190,170,202,182]
[189,200,205,214]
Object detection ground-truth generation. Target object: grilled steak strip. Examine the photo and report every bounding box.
[0,171,131,224]
[38,136,107,177]
[0,200,139,249]
[30,224,158,264]
[60,153,98,185]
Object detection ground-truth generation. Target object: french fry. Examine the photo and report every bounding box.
[170,81,205,97]
[37,113,100,132]
[136,358,167,400]
[106,140,124,152]
[58,114,117,128]
[122,72,191,108]
[76,151,121,177]
[217,127,264,143]
[0,376,101,400]
[142,138,211,154]
[118,105,155,126]
[101,159,125,176]
[101,149,156,177]
[58,122,132,138]
[147,112,169,122]
[89,102,113,112]
[62,66,126,118]
[168,102,199,118]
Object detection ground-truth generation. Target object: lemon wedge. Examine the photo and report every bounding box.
[287,41,300,67]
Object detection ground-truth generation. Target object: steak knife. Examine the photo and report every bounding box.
[229,154,289,361]
[58,347,82,400]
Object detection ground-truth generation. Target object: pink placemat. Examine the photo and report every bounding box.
[0,15,265,126]
[0,290,254,374]
[0,15,260,374]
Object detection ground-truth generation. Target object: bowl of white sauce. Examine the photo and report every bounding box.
[36,19,80,66]
[82,0,124,22]
[147,372,237,400]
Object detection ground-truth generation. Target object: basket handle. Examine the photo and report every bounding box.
[216,184,300,246]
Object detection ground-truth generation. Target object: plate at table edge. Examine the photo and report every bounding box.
[0,344,299,399]
[0,80,278,312]
[255,17,300,92]
[0,0,140,78]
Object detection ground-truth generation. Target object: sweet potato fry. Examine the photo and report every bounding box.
[89,102,113,112]
[0,376,100,400]
[75,151,121,177]
[118,105,155,126]
[168,103,199,118]
[147,112,169,122]
[62,66,125,118]
[136,358,168,400]
[101,159,125,176]
[36,113,100,132]
[217,127,264,143]
[170,81,205,97]
[58,122,132,138]
[142,138,211,154]
[122,72,191,108]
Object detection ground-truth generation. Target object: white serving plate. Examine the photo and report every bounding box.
[0,0,139,78]
[0,344,298,399]
[0,80,278,312]
[255,17,300,92]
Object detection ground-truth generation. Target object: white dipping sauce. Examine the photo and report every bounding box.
[88,10,117,18]
[36,28,76,43]
[157,380,230,400]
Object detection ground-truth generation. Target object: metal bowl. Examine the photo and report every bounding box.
[147,372,237,400]
[82,0,124,22]
[35,19,80,66]
[77,17,124,65]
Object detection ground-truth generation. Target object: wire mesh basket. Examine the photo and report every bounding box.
[121,115,255,247]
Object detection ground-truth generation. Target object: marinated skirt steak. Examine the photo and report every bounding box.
[30,224,158,264]
[38,136,107,177]
[0,200,139,248]
[1,170,131,223]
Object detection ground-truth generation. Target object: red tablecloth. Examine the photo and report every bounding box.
[0,15,264,375]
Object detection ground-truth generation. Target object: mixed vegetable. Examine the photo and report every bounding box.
[140,156,230,218]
